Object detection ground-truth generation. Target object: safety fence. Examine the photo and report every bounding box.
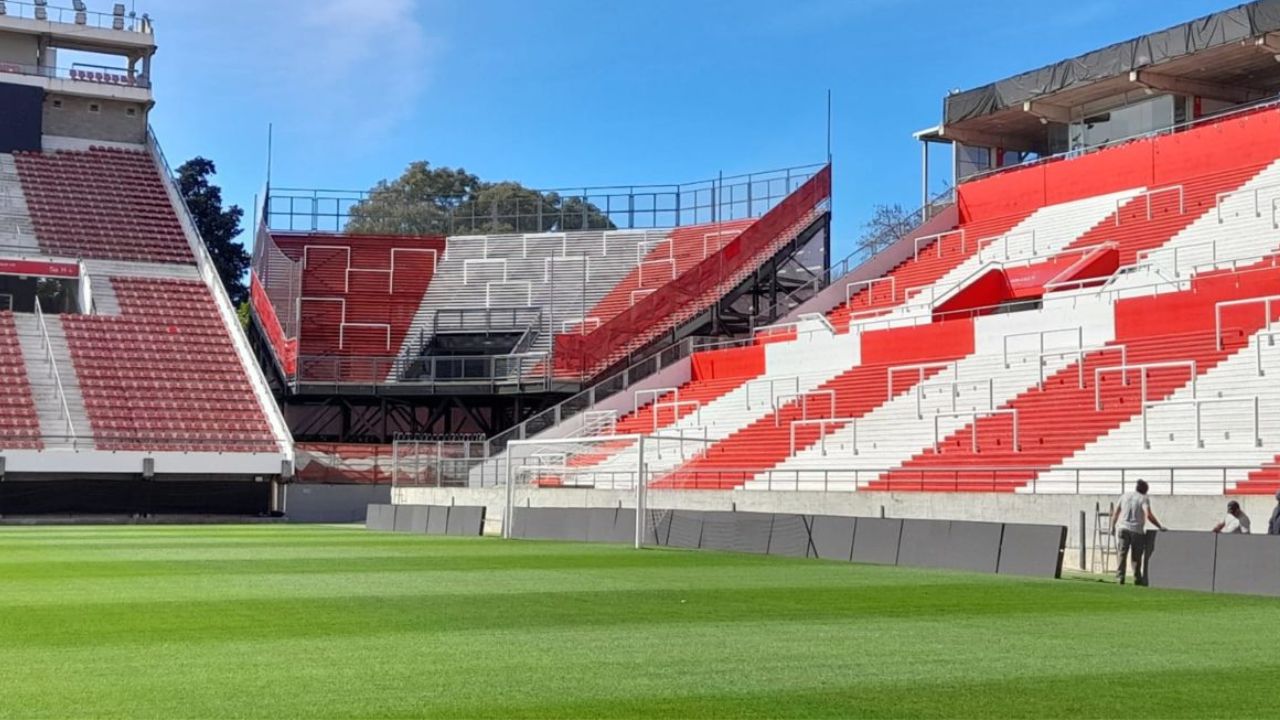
[364,503,485,536]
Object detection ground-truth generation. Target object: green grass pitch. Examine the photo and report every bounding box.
[1,524,1277,719]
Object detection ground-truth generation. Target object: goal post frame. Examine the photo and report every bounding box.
[501,433,711,549]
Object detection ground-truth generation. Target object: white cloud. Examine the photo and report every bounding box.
[282,0,432,139]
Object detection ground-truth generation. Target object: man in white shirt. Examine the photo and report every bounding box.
[1212,500,1251,534]
[1110,480,1166,586]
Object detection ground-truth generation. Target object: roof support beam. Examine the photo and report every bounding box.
[1021,101,1072,125]
[937,125,1042,153]
[1129,70,1264,104]
[1253,32,1280,55]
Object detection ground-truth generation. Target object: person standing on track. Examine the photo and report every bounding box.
[1269,491,1280,536]
[1111,480,1166,586]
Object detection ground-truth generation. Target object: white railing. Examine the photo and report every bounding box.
[933,409,1019,453]
[1037,344,1127,388]
[1117,185,1183,226]
[846,276,895,306]
[543,254,589,282]
[1215,294,1280,350]
[1003,326,1083,367]
[651,399,701,431]
[522,233,568,259]
[1257,330,1278,377]
[915,378,995,420]
[637,238,673,262]
[1136,238,1218,277]
[913,229,965,260]
[1215,180,1280,223]
[637,257,676,286]
[789,417,859,456]
[484,280,532,308]
[1095,360,1197,412]
[561,317,601,334]
[1142,396,1260,449]
[634,387,679,413]
[773,389,836,426]
[462,257,507,284]
[575,410,618,437]
[703,230,739,259]
[629,288,655,305]
[744,375,800,409]
[32,300,75,444]
[976,229,1037,262]
[887,361,955,397]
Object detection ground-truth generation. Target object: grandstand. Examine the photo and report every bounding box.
[433,1,1280,519]
[0,6,291,514]
[250,165,833,448]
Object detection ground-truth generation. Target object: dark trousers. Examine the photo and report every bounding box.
[1116,529,1147,585]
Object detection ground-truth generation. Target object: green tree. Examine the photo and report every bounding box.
[346,162,615,235]
[176,157,250,305]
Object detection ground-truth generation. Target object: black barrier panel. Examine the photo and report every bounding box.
[809,515,856,561]
[897,519,952,570]
[407,506,431,534]
[767,514,810,557]
[585,508,636,544]
[1213,534,1280,597]
[997,523,1068,579]
[392,505,414,533]
[1145,531,1216,592]
[851,517,902,565]
[425,505,449,535]
[648,510,673,546]
[365,504,394,531]
[516,507,564,540]
[447,506,485,536]
[666,510,704,549]
[943,521,1004,574]
[699,511,739,552]
[732,512,774,555]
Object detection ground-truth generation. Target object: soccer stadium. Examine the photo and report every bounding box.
[2,0,1280,717]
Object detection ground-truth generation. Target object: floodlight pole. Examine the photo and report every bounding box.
[634,435,646,549]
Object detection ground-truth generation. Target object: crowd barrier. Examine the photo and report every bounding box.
[364,504,486,537]
[510,507,1067,579]
[1146,531,1280,597]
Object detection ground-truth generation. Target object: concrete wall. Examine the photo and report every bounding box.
[0,31,37,65]
[43,94,146,145]
[395,485,1278,571]
[285,483,390,523]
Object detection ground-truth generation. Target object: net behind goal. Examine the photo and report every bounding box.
[501,432,712,547]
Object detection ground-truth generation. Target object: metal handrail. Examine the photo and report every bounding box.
[0,1,154,32]
[32,300,75,444]
[1142,396,1260,450]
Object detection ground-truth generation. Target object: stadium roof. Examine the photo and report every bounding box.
[939,0,1280,150]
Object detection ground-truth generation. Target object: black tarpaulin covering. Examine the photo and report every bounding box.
[945,0,1280,124]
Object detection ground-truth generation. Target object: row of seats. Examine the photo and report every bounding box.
[0,311,41,450]
[14,148,194,264]
[65,278,277,453]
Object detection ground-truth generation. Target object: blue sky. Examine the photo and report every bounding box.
[147,0,1231,259]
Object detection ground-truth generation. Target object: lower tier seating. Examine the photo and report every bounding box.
[63,278,275,453]
[0,311,41,449]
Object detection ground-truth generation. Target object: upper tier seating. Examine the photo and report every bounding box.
[0,311,42,450]
[272,234,444,382]
[63,278,276,452]
[14,147,193,264]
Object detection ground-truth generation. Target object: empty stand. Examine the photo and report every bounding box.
[14,147,193,264]
[63,277,276,452]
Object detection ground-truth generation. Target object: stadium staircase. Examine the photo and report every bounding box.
[0,154,39,252]
[11,312,91,448]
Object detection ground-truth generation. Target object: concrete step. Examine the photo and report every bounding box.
[11,312,93,445]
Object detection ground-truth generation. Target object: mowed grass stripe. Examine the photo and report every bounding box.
[0,525,1276,719]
